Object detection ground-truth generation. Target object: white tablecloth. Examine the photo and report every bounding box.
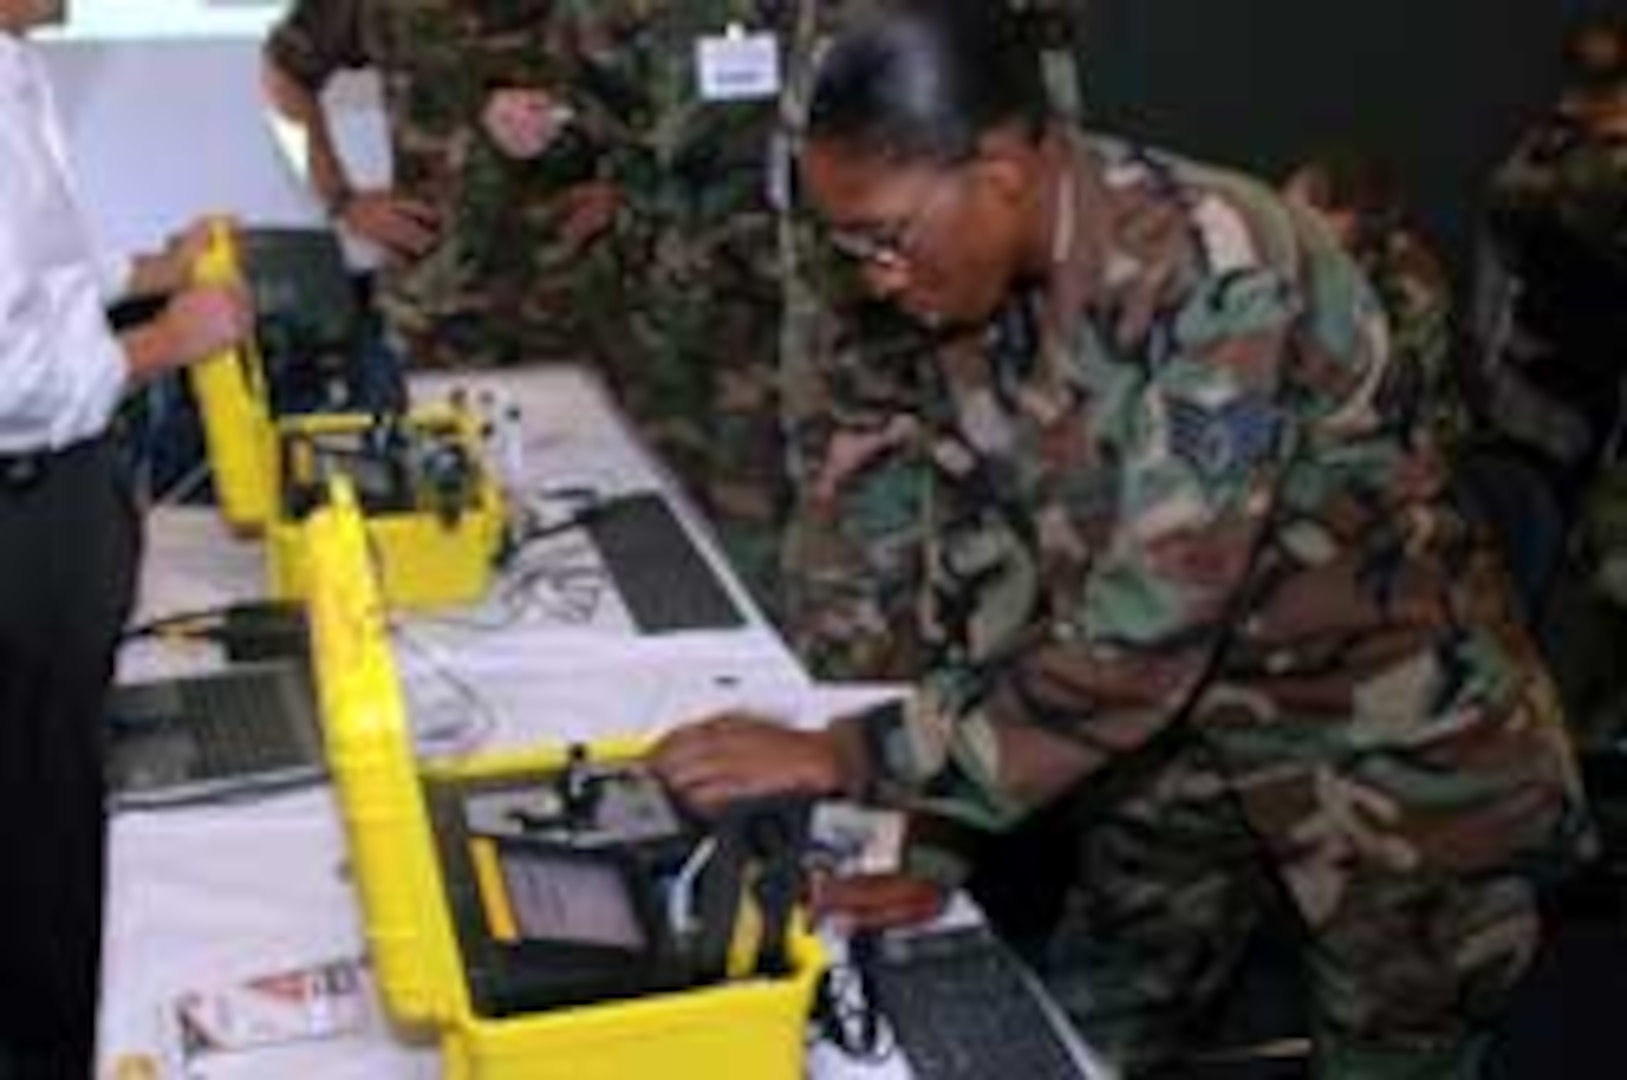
[97,366,927,1079]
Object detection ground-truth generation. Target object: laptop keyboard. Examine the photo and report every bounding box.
[583,492,746,633]
[862,927,1091,1079]
[106,662,323,803]
[182,673,311,775]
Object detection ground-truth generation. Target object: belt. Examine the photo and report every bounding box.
[0,438,100,491]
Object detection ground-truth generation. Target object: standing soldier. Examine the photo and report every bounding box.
[263,0,621,369]
[1478,17,1627,518]
[552,0,821,617]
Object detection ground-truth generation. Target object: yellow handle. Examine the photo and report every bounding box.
[186,219,277,531]
[191,216,262,392]
[192,216,240,287]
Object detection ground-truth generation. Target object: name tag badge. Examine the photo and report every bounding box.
[695,31,781,101]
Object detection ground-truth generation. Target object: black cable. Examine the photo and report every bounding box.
[812,936,895,1064]
[121,601,310,665]
[120,609,227,644]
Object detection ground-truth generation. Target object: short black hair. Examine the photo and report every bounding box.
[806,0,1049,166]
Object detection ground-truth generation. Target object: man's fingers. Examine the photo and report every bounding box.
[392,198,441,227]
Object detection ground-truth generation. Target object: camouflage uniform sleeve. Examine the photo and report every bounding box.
[1384,244,1459,443]
[850,265,1305,834]
[544,0,655,188]
[264,0,369,92]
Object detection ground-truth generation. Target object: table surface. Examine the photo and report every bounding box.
[97,367,932,1080]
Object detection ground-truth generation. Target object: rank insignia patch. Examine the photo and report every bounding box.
[1167,395,1281,481]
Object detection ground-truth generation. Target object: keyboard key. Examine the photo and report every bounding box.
[584,493,746,634]
[862,928,1090,1079]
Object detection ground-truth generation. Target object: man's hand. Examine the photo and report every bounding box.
[481,87,568,161]
[650,713,843,816]
[335,190,440,261]
[123,282,254,380]
[810,872,947,932]
[560,180,621,250]
[165,218,219,285]
[125,216,233,299]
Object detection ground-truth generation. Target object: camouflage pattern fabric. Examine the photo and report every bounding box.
[781,278,938,679]
[550,0,824,616]
[1490,110,1627,252]
[838,131,1592,1073]
[1349,224,1464,450]
[1040,733,1542,1076]
[1479,109,1627,486]
[267,0,620,368]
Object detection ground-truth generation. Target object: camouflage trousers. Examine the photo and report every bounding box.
[1038,733,1541,1079]
[613,252,791,622]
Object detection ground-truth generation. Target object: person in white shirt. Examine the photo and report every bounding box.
[0,1,251,1074]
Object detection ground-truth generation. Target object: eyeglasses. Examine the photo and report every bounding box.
[824,173,961,272]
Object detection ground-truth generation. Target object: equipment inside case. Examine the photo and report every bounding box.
[425,748,811,1019]
[188,223,503,608]
[304,477,827,1078]
[279,414,484,525]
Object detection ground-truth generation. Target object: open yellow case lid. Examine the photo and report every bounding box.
[304,475,465,1028]
[187,222,279,531]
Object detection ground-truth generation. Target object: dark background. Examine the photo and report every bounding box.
[1077,0,1627,288]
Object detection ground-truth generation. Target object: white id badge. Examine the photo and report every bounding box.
[695,31,781,101]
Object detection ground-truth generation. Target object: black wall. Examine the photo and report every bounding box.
[1078,0,1627,286]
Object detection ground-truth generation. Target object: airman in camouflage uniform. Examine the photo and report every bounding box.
[540,0,824,615]
[888,138,1587,1075]
[1478,19,1627,512]
[265,0,620,369]
[651,3,1593,1074]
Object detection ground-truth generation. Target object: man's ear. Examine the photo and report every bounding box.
[971,128,1039,208]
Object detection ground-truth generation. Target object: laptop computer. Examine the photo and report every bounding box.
[105,660,326,809]
[852,924,1111,1079]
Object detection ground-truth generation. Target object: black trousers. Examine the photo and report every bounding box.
[0,437,139,1077]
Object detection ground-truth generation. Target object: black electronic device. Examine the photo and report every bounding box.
[240,227,407,418]
[424,748,811,1019]
[105,660,325,809]
[582,492,747,633]
[279,417,480,525]
[240,228,358,365]
[855,926,1100,1080]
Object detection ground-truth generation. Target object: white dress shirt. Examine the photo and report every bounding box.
[0,32,127,454]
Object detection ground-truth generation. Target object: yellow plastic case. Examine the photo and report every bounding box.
[266,407,505,608]
[304,478,826,1079]
[188,224,503,609]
